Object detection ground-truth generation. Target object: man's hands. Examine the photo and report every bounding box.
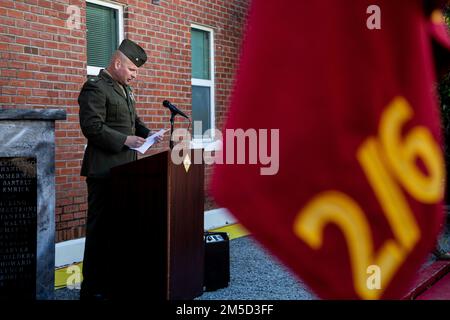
[124,136,146,148]
[125,131,165,149]
[153,133,164,144]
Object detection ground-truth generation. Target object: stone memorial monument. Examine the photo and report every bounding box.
[0,109,66,300]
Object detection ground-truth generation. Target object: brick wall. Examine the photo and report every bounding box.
[0,0,249,242]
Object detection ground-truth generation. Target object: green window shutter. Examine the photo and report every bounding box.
[86,3,118,68]
[191,28,210,80]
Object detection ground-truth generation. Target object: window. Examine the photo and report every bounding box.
[86,0,124,76]
[191,25,215,141]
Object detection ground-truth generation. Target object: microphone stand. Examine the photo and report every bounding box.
[169,111,176,150]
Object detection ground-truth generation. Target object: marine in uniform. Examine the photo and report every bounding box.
[78,39,159,300]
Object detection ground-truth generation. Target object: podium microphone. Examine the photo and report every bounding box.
[163,100,189,119]
[163,100,191,150]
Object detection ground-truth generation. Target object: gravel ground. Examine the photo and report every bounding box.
[54,236,315,300]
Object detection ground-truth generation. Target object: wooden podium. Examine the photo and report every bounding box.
[110,150,204,300]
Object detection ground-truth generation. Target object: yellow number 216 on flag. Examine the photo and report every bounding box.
[293,96,444,300]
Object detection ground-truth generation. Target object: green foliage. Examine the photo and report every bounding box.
[439,5,450,160]
[440,72,450,137]
[445,5,450,28]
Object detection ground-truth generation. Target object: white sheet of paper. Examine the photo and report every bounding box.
[131,129,168,154]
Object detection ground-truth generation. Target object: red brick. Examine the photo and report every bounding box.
[74,211,86,219]
[7,9,24,19]
[74,196,85,204]
[61,213,74,222]
[64,205,79,213]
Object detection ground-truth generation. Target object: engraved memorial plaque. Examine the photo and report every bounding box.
[0,157,37,299]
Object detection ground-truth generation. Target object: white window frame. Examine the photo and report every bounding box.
[86,0,124,76]
[190,24,218,150]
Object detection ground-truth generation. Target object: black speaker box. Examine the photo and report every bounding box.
[204,232,230,291]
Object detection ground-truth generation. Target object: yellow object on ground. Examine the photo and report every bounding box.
[209,223,250,240]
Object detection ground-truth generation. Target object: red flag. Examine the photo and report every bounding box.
[210,1,450,299]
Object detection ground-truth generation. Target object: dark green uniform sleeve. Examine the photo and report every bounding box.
[78,81,128,153]
[135,116,150,138]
